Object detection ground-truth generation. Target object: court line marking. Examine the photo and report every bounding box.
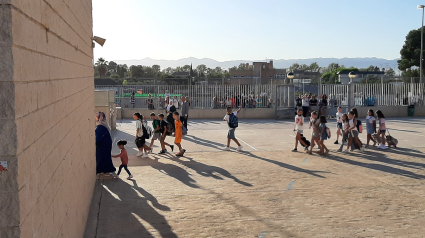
[258,231,267,238]
[285,181,295,191]
[236,137,258,151]
[303,158,308,163]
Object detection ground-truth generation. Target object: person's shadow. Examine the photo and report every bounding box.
[165,155,253,187]
[98,179,177,238]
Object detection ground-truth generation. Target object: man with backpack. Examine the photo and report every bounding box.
[223,106,243,151]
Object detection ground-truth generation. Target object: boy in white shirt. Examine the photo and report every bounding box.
[223,106,243,151]
[334,107,343,144]
[292,108,308,152]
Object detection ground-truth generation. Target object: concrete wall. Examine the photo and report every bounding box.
[120,108,276,119]
[0,1,95,237]
[352,106,425,117]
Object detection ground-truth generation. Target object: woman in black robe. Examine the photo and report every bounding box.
[95,112,116,175]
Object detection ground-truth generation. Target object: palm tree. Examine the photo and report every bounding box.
[95,57,109,77]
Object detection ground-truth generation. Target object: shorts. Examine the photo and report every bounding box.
[174,134,182,144]
[312,130,320,138]
[349,130,359,138]
[380,130,386,134]
[227,128,236,139]
[152,133,162,140]
[337,123,342,129]
[321,133,328,140]
[296,129,303,134]
[135,137,146,148]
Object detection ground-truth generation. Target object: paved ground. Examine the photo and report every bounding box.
[85,117,425,238]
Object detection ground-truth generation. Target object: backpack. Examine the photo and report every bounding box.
[142,123,152,139]
[228,113,238,128]
[182,125,187,135]
[326,127,331,139]
[163,120,174,135]
[356,120,363,133]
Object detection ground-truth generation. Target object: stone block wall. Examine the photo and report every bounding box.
[0,0,95,237]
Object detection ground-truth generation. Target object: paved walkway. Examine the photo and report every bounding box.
[85,118,425,237]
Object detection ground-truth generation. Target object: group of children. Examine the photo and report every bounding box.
[293,107,388,155]
[111,111,187,179]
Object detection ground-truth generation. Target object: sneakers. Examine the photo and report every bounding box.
[343,149,349,153]
[136,151,143,156]
[291,148,298,152]
[158,150,166,154]
[149,148,153,153]
[337,149,342,152]
[236,146,243,151]
[223,146,231,151]
[141,153,149,158]
[334,140,339,144]
[170,145,174,152]
[360,146,365,152]
[379,144,387,149]
[127,175,133,180]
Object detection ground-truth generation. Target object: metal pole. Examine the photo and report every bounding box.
[421,7,424,84]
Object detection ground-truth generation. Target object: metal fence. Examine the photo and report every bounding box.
[95,84,275,109]
[321,83,424,107]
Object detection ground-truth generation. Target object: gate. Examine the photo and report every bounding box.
[321,84,349,116]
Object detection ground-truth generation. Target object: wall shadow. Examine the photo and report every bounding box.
[98,179,178,238]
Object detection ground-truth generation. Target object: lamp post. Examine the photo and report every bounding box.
[349,71,356,83]
[287,72,294,85]
[418,5,425,84]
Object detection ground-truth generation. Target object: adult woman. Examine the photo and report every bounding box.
[167,100,176,129]
[319,94,328,117]
[147,94,154,110]
[95,112,116,176]
[301,94,310,117]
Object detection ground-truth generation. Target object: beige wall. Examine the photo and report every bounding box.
[0,0,95,237]
[120,108,276,119]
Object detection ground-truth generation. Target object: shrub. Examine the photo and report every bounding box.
[111,74,120,79]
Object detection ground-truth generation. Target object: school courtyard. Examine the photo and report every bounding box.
[84,117,425,238]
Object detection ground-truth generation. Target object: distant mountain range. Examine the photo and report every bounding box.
[114,57,400,70]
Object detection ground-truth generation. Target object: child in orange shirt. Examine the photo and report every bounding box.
[173,111,186,156]
[112,140,133,179]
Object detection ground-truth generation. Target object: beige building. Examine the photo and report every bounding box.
[0,1,95,237]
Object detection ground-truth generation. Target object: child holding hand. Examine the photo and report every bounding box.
[112,140,133,179]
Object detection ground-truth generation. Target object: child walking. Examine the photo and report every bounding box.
[292,108,308,152]
[334,107,343,144]
[319,115,329,155]
[133,112,151,158]
[366,109,377,147]
[223,106,243,151]
[157,113,174,154]
[307,111,322,154]
[148,112,161,153]
[337,114,349,152]
[376,110,387,149]
[344,111,365,153]
[112,140,133,179]
[173,112,186,156]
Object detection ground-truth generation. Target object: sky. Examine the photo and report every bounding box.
[93,0,423,62]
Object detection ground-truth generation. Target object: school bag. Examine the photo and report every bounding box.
[386,129,398,147]
[182,126,187,135]
[326,127,331,139]
[228,113,238,128]
[300,134,310,148]
[142,123,152,139]
[163,120,174,135]
[356,120,363,133]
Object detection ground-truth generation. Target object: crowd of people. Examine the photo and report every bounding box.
[292,106,389,156]
[296,93,329,118]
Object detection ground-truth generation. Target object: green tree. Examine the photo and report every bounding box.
[129,65,144,78]
[196,64,207,77]
[398,28,423,71]
[108,61,117,71]
[308,62,321,72]
[95,57,108,77]
[321,67,359,84]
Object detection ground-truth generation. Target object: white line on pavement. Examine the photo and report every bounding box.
[236,137,258,151]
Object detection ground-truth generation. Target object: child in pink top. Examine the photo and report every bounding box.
[112,140,133,179]
[375,110,387,149]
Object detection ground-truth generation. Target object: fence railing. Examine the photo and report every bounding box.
[95,84,276,109]
[321,83,425,107]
